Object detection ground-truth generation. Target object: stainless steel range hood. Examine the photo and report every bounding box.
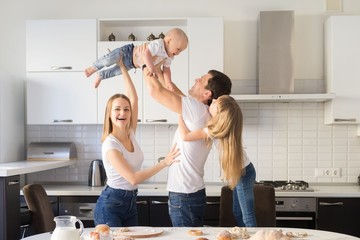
[258,10,294,94]
[27,142,77,161]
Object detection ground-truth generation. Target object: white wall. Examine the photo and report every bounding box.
[1,0,360,182]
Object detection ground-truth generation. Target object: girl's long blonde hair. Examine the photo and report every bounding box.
[206,95,244,189]
[101,93,133,142]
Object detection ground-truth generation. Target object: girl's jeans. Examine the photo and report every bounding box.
[93,43,135,80]
[94,185,138,227]
[168,188,206,227]
[233,162,257,227]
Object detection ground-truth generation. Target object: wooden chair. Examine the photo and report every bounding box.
[22,184,56,235]
[219,183,276,227]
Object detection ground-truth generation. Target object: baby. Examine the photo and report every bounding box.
[85,28,188,89]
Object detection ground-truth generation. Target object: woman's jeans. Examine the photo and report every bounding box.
[168,188,206,227]
[94,185,138,227]
[233,162,257,227]
[93,43,135,80]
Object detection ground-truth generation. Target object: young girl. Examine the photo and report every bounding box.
[94,57,180,227]
[178,95,257,227]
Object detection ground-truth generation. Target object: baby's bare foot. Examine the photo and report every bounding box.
[94,77,101,88]
[84,66,96,77]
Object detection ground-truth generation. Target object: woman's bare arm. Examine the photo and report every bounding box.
[178,115,208,141]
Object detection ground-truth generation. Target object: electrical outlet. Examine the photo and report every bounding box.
[332,168,341,177]
[315,168,341,177]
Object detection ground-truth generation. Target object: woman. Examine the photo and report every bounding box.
[178,95,257,227]
[94,58,180,227]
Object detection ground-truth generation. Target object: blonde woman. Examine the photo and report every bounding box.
[94,58,180,227]
[178,95,257,227]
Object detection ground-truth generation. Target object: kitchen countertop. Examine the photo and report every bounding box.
[0,160,76,177]
[29,182,360,198]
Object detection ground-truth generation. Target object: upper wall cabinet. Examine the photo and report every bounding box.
[187,17,223,82]
[26,19,96,72]
[26,19,97,124]
[324,16,360,124]
[27,72,97,124]
[97,18,222,124]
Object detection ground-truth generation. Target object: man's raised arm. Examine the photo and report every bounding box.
[142,66,183,115]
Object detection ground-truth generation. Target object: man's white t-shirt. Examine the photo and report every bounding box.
[167,96,211,194]
[102,131,144,190]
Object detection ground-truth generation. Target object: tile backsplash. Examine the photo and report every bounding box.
[26,79,360,184]
[26,101,360,185]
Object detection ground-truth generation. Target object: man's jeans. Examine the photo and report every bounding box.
[168,188,206,227]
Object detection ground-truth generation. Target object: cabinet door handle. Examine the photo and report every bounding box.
[319,201,344,206]
[51,66,73,70]
[136,201,148,205]
[8,180,19,186]
[53,119,73,123]
[276,216,314,221]
[79,207,93,212]
[334,118,357,122]
[151,200,167,205]
[206,201,220,205]
[146,119,167,123]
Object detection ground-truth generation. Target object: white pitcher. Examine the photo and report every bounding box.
[51,215,84,240]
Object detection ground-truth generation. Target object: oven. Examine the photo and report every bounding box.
[275,197,317,229]
[259,180,317,229]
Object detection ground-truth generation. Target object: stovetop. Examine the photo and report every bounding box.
[258,180,314,192]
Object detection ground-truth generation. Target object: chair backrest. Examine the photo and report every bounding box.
[22,184,55,234]
[219,184,276,227]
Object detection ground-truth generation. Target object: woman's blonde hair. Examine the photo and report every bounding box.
[206,95,244,189]
[101,93,133,142]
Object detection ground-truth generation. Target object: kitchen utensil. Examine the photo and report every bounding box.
[51,215,84,240]
[88,159,106,187]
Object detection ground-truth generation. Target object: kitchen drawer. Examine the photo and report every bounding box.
[204,197,220,226]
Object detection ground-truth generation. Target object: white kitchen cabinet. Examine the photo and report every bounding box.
[26,19,98,125]
[26,19,96,72]
[97,41,143,124]
[98,18,190,124]
[26,72,97,124]
[324,16,360,125]
[98,17,222,124]
[96,39,188,124]
[187,17,224,81]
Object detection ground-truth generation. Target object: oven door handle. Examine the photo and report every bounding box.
[319,201,344,206]
[276,216,314,221]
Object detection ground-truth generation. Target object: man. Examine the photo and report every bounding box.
[143,65,232,227]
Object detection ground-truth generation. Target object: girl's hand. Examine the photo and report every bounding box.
[163,143,180,166]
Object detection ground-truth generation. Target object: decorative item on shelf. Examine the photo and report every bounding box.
[128,33,136,41]
[147,32,156,41]
[158,32,165,39]
[108,33,116,41]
